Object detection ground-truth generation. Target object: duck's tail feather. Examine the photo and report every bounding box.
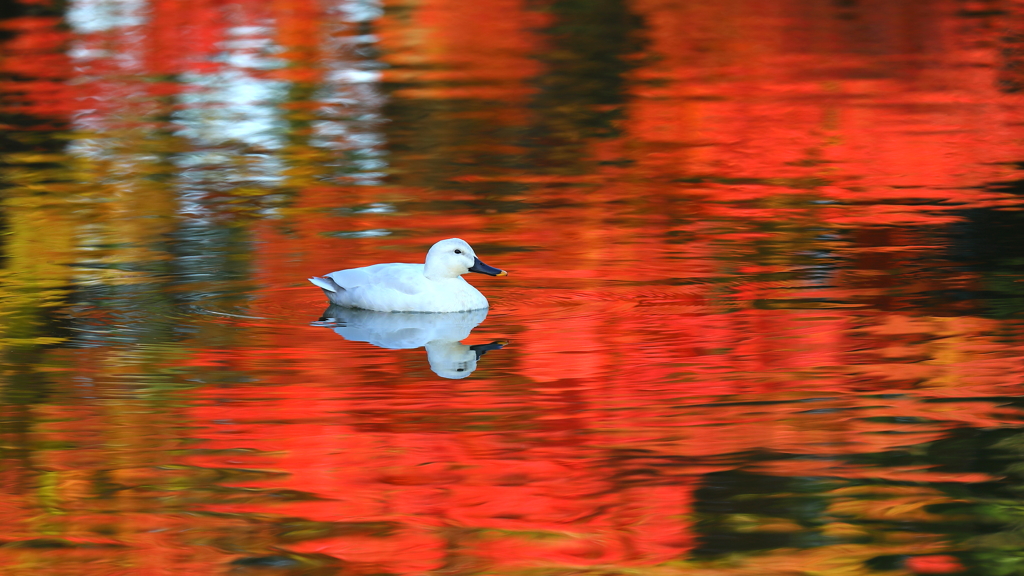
[309,275,345,293]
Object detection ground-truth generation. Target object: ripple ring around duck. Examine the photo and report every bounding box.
[309,238,508,313]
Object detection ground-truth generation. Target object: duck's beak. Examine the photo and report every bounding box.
[468,257,507,276]
[470,339,509,360]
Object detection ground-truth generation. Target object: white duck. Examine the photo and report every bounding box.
[309,238,507,312]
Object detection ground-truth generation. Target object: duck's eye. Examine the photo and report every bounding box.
[454,249,462,254]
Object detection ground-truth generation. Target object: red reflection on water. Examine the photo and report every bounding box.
[0,16,74,123]
[906,555,965,574]
[378,0,548,101]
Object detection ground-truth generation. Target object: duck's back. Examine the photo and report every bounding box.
[330,263,422,293]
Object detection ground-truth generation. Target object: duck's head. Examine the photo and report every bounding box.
[426,339,507,379]
[424,238,508,280]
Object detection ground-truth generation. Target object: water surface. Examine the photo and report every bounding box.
[1,0,1024,574]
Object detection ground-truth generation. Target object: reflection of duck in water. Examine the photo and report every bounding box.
[309,238,507,312]
[313,306,506,379]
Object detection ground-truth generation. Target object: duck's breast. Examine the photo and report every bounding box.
[426,277,488,312]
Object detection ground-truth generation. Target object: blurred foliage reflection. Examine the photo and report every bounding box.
[1,0,1024,575]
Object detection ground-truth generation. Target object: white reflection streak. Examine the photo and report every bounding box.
[168,22,284,222]
[171,0,389,220]
[67,0,146,34]
[317,0,388,185]
[67,0,149,137]
[174,29,288,150]
[65,0,389,222]
[65,0,154,286]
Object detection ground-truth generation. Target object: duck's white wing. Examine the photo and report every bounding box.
[323,265,372,289]
[320,263,428,310]
[327,263,422,294]
[309,267,374,294]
